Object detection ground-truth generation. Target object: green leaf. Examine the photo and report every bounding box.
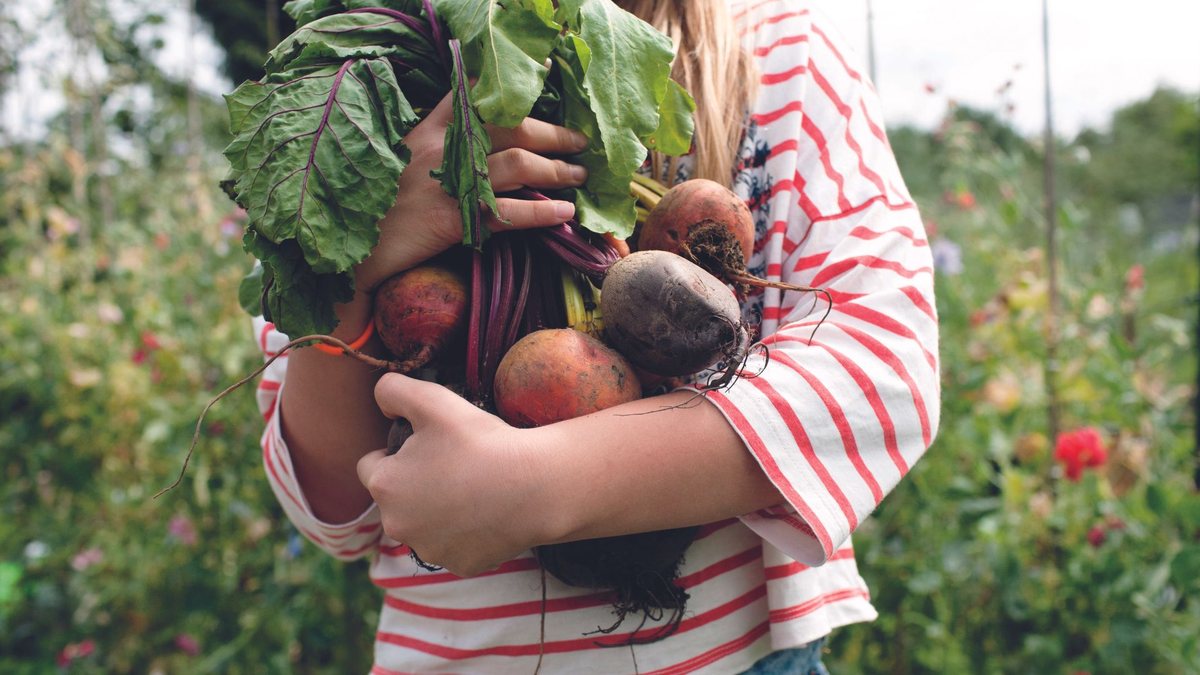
[552,0,685,237]
[554,34,637,237]
[283,0,426,27]
[0,562,21,612]
[434,39,500,249]
[1170,545,1200,591]
[244,233,355,336]
[238,264,266,316]
[647,78,696,156]
[1145,482,1169,514]
[225,58,416,275]
[562,0,673,170]
[224,58,417,334]
[433,0,560,127]
[283,0,345,25]
[265,10,441,75]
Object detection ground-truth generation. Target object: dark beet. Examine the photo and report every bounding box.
[600,250,749,377]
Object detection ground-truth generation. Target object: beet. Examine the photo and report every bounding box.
[492,328,641,428]
[372,263,469,372]
[490,325,699,642]
[600,250,749,377]
[636,178,755,293]
[535,526,699,644]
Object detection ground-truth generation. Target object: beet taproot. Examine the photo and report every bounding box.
[492,328,640,428]
[372,263,469,372]
[600,250,749,377]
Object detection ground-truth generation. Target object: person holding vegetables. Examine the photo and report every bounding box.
[249,0,939,671]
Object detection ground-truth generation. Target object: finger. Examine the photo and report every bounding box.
[488,197,575,231]
[356,448,388,491]
[420,90,456,129]
[373,373,462,425]
[489,117,589,155]
[487,148,588,193]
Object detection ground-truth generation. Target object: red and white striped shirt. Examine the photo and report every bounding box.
[254,1,939,672]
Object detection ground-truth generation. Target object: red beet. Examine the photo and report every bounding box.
[636,178,754,289]
[372,263,469,372]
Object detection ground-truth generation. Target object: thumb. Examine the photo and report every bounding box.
[373,372,461,426]
[356,448,387,491]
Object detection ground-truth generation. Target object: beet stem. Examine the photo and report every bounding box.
[466,249,487,401]
[156,334,411,499]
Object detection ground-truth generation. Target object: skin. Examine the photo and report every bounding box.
[281,39,787,580]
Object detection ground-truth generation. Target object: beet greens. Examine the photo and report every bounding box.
[223,0,694,337]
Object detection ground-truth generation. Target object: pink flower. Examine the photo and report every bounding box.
[1087,525,1107,548]
[71,547,104,572]
[1054,427,1108,481]
[175,633,201,656]
[131,349,149,365]
[168,514,198,546]
[56,639,96,667]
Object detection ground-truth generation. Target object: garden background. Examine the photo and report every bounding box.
[1,1,1197,673]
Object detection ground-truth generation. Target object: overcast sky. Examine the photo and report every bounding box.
[4,0,1199,140]
[815,0,1200,136]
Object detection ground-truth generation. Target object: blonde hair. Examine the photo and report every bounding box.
[620,0,757,187]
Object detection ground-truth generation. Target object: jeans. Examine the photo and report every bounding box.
[741,637,829,675]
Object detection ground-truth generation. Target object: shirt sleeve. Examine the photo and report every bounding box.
[711,4,940,565]
[252,316,382,561]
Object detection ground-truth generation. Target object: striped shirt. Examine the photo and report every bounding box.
[253,1,940,672]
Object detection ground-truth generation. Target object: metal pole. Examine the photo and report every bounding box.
[1193,95,1200,489]
[1041,0,1061,442]
[866,0,877,85]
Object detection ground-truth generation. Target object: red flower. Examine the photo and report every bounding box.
[140,331,162,351]
[1087,525,1107,547]
[941,189,977,210]
[1054,427,1108,481]
[56,639,96,667]
[1124,264,1145,293]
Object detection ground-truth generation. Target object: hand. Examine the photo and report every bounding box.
[356,373,560,577]
[353,92,591,294]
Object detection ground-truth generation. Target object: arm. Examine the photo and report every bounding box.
[357,376,785,577]
[275,93,591,524]
[358,8,940,575]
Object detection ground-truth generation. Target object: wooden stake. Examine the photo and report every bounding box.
[1041,0,1061,442]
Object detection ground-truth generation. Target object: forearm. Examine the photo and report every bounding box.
[531,390,786,544]
[280,291,391,523]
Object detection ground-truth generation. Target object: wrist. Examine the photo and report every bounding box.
[516,424,589,546]
[330,288,374,343]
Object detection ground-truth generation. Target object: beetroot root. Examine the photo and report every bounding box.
[373,263,469,372]
[492,328,641,428]
[636,178,754,290]
[601,250,749,377]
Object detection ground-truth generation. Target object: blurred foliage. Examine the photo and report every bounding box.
[194,0,295,85]
[0,3,1197,670]
[828,89,1200,675]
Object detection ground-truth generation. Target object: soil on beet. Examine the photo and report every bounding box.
[679,219,754,297]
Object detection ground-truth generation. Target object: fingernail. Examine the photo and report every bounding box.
[555,202,575,220]
[571,131,589,150]
[569,164,588,182]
